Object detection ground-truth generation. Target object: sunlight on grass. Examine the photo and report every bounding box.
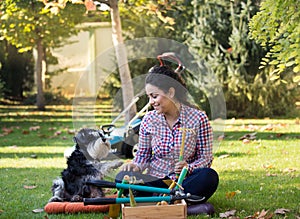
[1,105,299,219]
[0,157,66,168]
[0,146,67,168]
[0,146,66,154]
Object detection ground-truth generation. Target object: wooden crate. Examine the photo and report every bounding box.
[121,199,187,219]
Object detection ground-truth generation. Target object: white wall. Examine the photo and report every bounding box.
[49,22,113,97]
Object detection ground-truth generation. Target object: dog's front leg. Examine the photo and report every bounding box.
[70,185,84,202]
[48,178,65,202]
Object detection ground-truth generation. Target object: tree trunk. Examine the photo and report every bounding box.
[35,38,46,110]
[109,0,136,123]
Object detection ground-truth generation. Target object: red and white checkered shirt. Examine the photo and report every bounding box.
[133,104,213,180]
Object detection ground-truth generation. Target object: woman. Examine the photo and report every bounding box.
[116,65,219,214]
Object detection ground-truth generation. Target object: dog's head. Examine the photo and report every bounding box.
[74,128,110,161]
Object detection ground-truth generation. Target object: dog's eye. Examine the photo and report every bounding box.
[97,131,106,142]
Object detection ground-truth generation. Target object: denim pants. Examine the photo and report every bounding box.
[115,167,219,203]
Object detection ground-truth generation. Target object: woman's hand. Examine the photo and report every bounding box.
[120,162,141,172]
[174,160,188,174]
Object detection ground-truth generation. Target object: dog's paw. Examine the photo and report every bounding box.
[71,195,83,202]
[48,196,63,203]
[98,159,124,176]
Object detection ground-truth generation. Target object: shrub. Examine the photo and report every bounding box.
[23,91,71,105]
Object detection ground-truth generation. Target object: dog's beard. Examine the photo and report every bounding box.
[74,128,111,161]
[87,138,110,161]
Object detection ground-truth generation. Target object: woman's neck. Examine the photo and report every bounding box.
[164,103,181,129]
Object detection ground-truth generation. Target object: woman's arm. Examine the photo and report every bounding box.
[186,113,213,174]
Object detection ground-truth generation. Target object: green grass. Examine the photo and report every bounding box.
[0,105,299,219]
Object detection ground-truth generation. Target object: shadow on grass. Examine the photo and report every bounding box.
[0,152,64,159]
[214,151,254,158]
[223,131,300,141]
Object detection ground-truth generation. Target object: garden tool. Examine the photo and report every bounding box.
[108,175,129,218]
[83,179,205,205]
[167,127,195,190]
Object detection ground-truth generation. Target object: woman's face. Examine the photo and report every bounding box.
[145,83,174,114]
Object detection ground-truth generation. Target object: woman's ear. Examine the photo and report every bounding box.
[168,87,175,98]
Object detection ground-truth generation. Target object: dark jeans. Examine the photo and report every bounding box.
[115,168,219,203]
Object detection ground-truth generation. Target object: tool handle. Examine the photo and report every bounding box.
[85,196,172,205]
[84,197,117,205]
[175,166,188,189]
[86,180,116,188]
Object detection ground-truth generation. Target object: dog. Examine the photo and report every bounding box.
[49,128,123,202]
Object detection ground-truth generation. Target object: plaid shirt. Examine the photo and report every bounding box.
[133,104,213,180]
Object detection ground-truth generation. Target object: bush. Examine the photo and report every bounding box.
[23,91,71,105]
[0,79,5,99]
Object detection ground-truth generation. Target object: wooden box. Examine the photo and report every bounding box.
[121,199,187,219]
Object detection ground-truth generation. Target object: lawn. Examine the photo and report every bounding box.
[0,105,299,219]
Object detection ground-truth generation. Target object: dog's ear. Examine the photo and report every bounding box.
[73,137,78,144]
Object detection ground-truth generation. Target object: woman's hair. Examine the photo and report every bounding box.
[145,65,193,107]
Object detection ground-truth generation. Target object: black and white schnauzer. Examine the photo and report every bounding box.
[48,128,123,202]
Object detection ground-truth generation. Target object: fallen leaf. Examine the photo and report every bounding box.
[282,168,297,173]
[219,154,230,159]
[276,133,284,138]
[29,126,40,131]
[274,208,290,215]
[54,131,62,136]
[260,124,274,131]
[226,191,236,199]
[32,208,44,213]
[263,164,274,169]
[266,173,277,177]
[243,139,251,144]
[8,145,18,149]
[257,209,268,218]
[22,130,30,135]
[23,185,37,190]
[239,132,257,140]
[67,129,76,134]
[219,209,236,218]
[2,127,13,134]
[30,154,37,159]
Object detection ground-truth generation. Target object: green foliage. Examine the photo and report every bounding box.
[0,40,34,100]
[249,0,300,75]
[120,1,177,38]
[0,0,86,52]
[0,78,5,99]
[185,0,298,117]
[23,91,71,105]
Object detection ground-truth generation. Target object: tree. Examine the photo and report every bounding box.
[107,0,136,122]
[0,40,34,100]
[249,0,300,80]
[183,0,299,117]
[0,0,86,110]
[41,0,137,122]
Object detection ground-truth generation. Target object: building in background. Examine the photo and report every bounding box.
[49,22,113,97]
